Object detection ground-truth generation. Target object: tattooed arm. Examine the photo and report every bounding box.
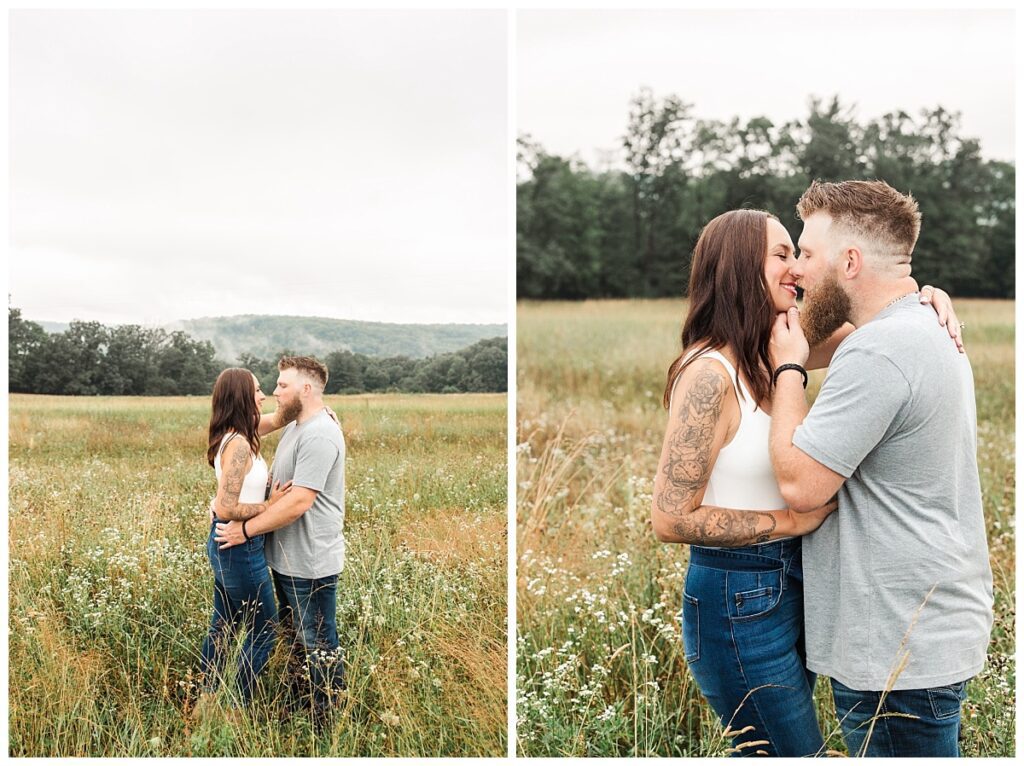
[651,357,835,546]
[214,486,317,549]
[213,436,278,521]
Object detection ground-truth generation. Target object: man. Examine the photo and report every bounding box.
[767,180,993,757]
[216,355,346,722]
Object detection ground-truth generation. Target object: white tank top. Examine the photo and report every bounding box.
[214,432,269,504]
[671,349,787,511]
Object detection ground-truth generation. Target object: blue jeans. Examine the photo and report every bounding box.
[831,677,967,757]
[272,570,346,712]
[200,522,277,705]
[682,538,823,757]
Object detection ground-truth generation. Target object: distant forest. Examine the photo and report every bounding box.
[518,92,1015,300]
[9,308,507,396]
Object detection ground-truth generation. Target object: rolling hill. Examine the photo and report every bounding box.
[176,315,506,361]
[29,314,507,361]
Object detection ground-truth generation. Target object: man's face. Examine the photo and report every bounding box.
[795,211,853,348]
[793,212,834,294]
[273,367,305,423]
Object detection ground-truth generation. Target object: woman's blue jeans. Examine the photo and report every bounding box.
[199,522,277,705]
[682,538,824,757]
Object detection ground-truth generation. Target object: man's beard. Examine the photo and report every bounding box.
[278,397,303,424]
[801,271,852,349]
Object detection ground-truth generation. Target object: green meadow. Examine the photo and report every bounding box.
[9,393,507,757]
[516,299,1014,757]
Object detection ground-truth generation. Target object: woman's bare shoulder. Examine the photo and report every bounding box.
[218,432,252,463]
[669,354,739,416]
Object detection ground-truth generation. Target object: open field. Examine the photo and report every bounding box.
[516,298,1014,757]
[10,393,507,757]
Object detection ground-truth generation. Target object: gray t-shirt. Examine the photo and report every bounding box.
[265,408,346,579]
[794,296,993,691]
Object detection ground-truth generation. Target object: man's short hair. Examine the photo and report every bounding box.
[278,355,329,391]
[796,179,922,264]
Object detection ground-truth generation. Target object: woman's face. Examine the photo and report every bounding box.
[764,218,799,312]
[252,374,266,410]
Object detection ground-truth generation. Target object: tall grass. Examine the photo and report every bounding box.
[516,298,1014,757]
[9,393,507,757]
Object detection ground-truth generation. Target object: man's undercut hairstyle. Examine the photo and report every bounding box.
[279,355,329,392]
[796,180,922,267]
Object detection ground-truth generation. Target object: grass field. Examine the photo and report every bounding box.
[9,393,507,757]
[516,298,1015,757]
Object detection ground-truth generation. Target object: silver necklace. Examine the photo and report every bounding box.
[883,291,918,310]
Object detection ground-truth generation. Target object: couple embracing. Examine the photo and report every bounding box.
[197,355,346,727]
[653,180,993,757]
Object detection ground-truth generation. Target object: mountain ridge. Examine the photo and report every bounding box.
[28,314,507,361]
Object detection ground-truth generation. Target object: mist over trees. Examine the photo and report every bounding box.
[518,91,1015,300]
[9,308,507,396]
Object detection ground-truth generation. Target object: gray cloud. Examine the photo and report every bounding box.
[519,9,1014,167]
[11,10,508,325]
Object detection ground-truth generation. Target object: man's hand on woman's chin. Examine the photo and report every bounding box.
[770,307,810,370]
[214,520,245,549]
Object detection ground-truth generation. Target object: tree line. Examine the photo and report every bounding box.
[518,91,1015,300]
[9,308,507,396]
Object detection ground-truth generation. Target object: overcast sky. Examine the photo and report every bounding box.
[519,9,1014,168]
[11,10,508,326]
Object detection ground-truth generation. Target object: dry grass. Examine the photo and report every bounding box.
[516,298,1015,757]
[398,507,506,566]
[10,392,507,757]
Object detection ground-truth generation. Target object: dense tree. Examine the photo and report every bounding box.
[518,91,1014,299]
[517,139,605,299]
[623,89,694,296]
[9,308,49,393]
[8,306,507,396]
[102,325,162,395]
[324,350,366,394]
[46,321,109,395]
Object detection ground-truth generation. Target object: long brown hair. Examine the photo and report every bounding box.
[207,368,261,467]
[662,209,777,410]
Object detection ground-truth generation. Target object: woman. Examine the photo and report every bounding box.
[197,368,291,710]
[651,210,959,756]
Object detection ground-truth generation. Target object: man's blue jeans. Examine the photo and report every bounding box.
[831,677,967,757]
[272,570,346,712]
[682,538,824,757]
[200,524,277,705]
